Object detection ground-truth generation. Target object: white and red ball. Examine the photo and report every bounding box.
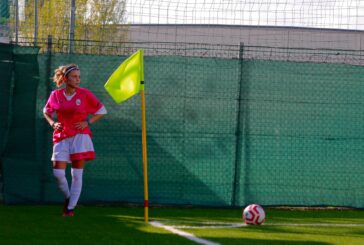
[242,204,265,225]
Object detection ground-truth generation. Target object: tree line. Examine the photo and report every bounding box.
[19,0,129,54]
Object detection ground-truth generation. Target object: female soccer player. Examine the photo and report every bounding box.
[43,64,107,217]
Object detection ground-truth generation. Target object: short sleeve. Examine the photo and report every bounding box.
[43,91,56,115]
[85,89,103,115]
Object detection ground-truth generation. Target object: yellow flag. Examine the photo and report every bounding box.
[104,49,144,103]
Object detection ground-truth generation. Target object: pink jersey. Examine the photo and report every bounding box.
[44,87,103,143]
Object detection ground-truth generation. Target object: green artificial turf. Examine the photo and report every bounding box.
[1,205,363,244]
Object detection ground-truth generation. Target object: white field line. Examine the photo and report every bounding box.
[171,224,246,229]
[150,221,221,245]
[154,220,364,229]
[267,223,364,227]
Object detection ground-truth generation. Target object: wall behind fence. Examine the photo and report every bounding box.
[1,43,364,208]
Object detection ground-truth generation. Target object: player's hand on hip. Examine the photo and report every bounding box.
[52,122,64,131]
[74,121,88,130]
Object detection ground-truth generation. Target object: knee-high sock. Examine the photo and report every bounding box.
[53,169,70,199]
[68,168,84,210]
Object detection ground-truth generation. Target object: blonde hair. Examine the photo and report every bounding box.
[52,64,79,87]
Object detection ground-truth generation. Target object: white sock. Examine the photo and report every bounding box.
[68,168,84,210]
[53,169,70,198]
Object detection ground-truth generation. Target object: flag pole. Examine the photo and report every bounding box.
[140,50,149,223]
[140,87,149,223]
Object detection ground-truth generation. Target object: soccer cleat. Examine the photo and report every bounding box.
[63,209,75,217]
[63,198,70,213]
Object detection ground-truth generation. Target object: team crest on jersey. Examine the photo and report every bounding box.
[76,99,81,106]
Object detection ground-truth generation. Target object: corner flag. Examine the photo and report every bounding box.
[104,49,144,103]
[104,49,149,223]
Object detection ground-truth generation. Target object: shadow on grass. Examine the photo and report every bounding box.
[0,205,196,245]
[109,211,330,245]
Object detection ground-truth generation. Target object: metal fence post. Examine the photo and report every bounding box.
[14,0,18,44]
[232,43,246,206]
[40,35,52,202]
[69,0,76,53]
[34,0,38,46]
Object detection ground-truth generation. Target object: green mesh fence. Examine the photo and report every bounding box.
[234,58,364,207]
[0,0,9,19]
[1,43,364,208]
[0,43,12,155]
[1,44,41,203]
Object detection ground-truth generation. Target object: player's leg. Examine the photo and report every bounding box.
[66,134,95,215]
[66,160,85,214]
[53,162,69,197]
[52,138,72,215]
[53,161,71,212]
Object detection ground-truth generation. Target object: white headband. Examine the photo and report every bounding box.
[64,66,79,77]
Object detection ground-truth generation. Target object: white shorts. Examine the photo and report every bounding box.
[52,134,95,163]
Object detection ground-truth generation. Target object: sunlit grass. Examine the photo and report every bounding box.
[1,204,363,244]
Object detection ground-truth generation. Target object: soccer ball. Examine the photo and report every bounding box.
[242,204,265,225]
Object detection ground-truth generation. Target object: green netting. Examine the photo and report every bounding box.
[0,0,9,19]
[1,44,41,203]
[2,43,364,208]
[234,60,364,207]
[0,43,13,155]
